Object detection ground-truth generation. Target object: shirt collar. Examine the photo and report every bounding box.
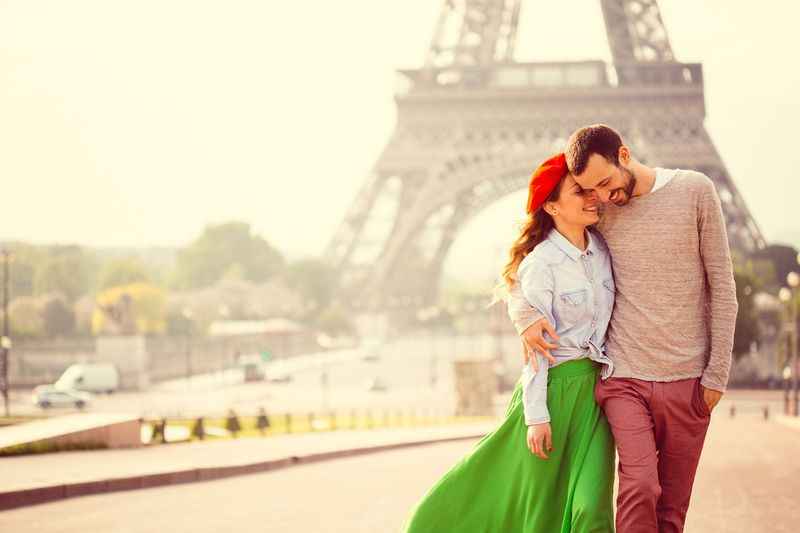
[653,167,679,193]
[547,228,596,262]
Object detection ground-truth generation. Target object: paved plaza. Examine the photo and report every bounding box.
[0,395,797,532]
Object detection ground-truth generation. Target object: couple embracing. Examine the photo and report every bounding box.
[402,124,737,533]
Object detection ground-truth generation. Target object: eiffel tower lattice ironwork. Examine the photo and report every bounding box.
[326,0,765,310]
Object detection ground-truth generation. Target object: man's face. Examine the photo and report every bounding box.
[573,153,636,206]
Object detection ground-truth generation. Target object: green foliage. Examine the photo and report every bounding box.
[4,243,45,298]
[283,258,337,314]
[5,293,76,339]
[752,244,799,292]
[733,262,761,358]
[99,258,152,289]
[33,246,96,302]
[41,294,75,337]
[173,222,284,289]
[1,244,96,303]
[165,308,194,335]
[8,296,44,338]
[93,282,167,335]
[315,303,355,336]
[73,296,96,336]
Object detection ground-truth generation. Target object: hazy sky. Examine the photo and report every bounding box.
[1,1,798,282]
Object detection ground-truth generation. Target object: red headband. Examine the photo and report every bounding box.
[526,153,567,214]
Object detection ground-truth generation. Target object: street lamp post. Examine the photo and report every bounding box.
[416,306,440,390]
[783,365,792,415]
[781,272,800,416]
[429,307,439,388]
[789,273,800,416]
[182,308,194,389]
[780,287,793,414]
[316,333,333,413]
[1,249,11,417]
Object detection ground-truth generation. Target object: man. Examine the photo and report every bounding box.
[507,124,737,533]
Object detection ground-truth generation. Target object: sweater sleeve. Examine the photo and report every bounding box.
[697,177,739,392]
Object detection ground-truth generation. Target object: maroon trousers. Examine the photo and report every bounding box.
[595,376,711,533]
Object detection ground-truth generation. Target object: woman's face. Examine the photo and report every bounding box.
[547,174,600,227]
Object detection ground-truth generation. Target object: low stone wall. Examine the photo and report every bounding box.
[0,413,142,454]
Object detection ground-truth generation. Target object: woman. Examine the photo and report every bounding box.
[401,153,616,532]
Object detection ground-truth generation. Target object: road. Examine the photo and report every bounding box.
[9,333,526,419]
[1,403,797,532]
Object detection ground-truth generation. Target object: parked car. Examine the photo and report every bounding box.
[236,354,266,382]
[266,370,292,384]
[54,363,120,394]
[359,338,384,362]
[33,386,92,409]
[365,377,388,392]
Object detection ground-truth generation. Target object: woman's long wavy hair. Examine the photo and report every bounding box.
[500,177,566,290]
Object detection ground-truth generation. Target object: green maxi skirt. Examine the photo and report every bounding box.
[401,358,615,533]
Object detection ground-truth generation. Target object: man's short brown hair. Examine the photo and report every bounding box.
[565,124,623,176]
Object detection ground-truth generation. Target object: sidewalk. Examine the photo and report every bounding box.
[0,421,496,511]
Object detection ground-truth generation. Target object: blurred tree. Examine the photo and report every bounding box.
[752,244,799,291]
[40,293,76,338]
[8,296,44,338]
[166,278,305,336]
[315,304,355,336]
[34,246,95,302]
[73,295,95,336]
[99,258,152,289]
[3,243,47,298]
[221,262,246,282]
[733,263,761,359]
[173,222,284,289]
[92,282,167,335]
[165,307,194,336]
[283,258,337,314]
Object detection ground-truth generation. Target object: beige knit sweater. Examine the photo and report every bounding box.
[507,170,738,391]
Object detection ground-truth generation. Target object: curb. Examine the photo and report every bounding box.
[0,432,485,511]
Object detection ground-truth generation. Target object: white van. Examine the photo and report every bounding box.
[55,363,120,394]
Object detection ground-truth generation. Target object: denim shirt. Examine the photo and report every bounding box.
[517,228,615,425]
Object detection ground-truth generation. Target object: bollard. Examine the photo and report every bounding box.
[729,404,736,418]
[285,413,292,434]
[150,418,167,444]
[225,409,241,438]
[763,405,770,421]
[256,408,270,435]
[158,417,168,443]
[192,417,206,440]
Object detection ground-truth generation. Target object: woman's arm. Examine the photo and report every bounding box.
[516,256,556,425]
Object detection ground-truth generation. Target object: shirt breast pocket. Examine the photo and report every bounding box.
[556,288,588,326]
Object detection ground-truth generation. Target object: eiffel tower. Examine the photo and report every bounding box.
[326,0,765,311]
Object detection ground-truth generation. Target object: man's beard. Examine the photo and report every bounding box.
[610,166,637,206]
